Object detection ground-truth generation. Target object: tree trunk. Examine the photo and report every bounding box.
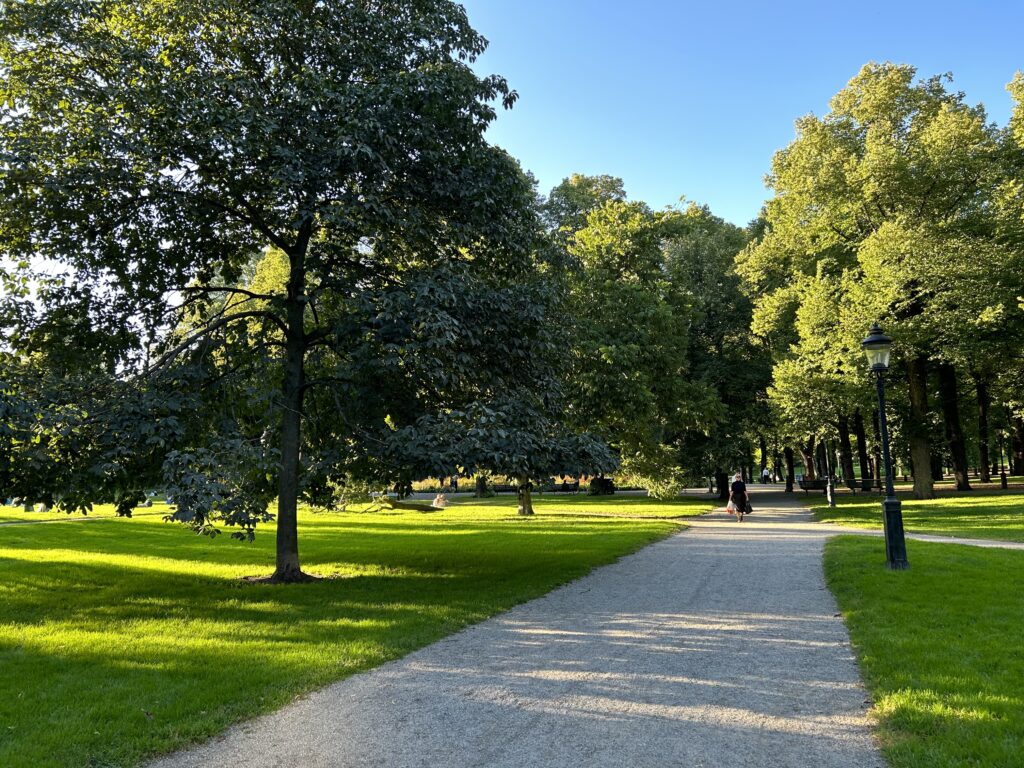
[1013,419,1024,476]
[517,476,534,516]
[475,475,488,497]
[273,294,308,582]
[715,469,730,501]
[976,376,991,483]
[759,435,768,482]
[937,362,971,491]
[798,436,816,480]
[837,415,856,485]
[784,447,795,492]
[906,355,935,499]
[815,440,828,479]
[853,410,871,480]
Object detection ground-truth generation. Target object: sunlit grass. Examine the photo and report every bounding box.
[810,491,1024,542]
[0,496,682,768]
[826,537,1024,767]
[444,492,717,518]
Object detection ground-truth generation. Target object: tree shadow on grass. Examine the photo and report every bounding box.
[0,517,672,768]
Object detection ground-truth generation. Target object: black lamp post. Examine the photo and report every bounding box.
[862,323,909,570]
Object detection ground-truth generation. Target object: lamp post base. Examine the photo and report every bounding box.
[883,496,909,570]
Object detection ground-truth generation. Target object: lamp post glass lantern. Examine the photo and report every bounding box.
[862,323,893,371]
[861,323,909,569]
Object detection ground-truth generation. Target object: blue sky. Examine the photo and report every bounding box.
[460,0,1024,226]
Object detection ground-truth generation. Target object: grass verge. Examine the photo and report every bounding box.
[0,497,680,768]
[810,491,1024,542]
[448,492,717,518]
[826,536,1024,767]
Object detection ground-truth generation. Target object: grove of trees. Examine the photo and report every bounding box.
[1,2,1022,580]
[740,63,1024,500]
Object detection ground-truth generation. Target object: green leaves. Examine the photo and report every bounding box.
[0,0,577,551]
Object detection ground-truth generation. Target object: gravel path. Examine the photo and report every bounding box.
[149,490,885,768]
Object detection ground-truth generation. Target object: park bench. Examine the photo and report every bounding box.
[846,478,877,493]
[589,477,616,495]
[797,478,829,493]
[542,480,580,493]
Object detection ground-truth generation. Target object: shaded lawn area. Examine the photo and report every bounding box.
[810,491,1024,542]
[448,492,717,518]
[0,501,173,524]
[826,537,1024,768]
[0,498,679,768]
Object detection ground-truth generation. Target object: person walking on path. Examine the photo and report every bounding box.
[730,471,748,521]
[762,466,771,484]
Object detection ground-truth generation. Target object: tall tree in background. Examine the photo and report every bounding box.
[664,206,768,498]
[543,174,627,242]
[547,179,768,498]
[563,199,694,496]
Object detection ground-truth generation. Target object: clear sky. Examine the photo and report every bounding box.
[459,0,1024,226]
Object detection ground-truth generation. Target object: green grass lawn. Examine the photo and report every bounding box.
[0,496,683,768]
[449,492,717,518]
[826,536,1024,768]
[810,491,1024,542]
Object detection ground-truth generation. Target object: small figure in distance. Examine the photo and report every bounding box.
[432,492,449,509]
[761,466,770,484]
[730,471,748,522]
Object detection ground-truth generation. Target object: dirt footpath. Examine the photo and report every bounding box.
[149,491,883,768]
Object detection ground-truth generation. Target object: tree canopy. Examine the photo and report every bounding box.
[0,0,611,579]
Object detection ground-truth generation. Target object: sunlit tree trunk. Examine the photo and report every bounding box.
[906,356,935,500]
[837,415,856,485]
[1013,419,1024,476]
[853,409,871,481]
[974,375,991,483]
[937,362,971,491]
[517,476,534,516]
[798,436,816,481]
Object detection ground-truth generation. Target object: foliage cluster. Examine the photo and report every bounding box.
[740,63,1024,497]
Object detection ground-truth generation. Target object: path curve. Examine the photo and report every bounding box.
[149,490,884,768]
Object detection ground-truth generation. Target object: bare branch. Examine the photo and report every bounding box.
[181,285,279,302]
[145,310,288,375]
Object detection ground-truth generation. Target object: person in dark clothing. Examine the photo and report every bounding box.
[729,472,748,522]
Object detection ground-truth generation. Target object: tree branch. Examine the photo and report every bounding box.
[181,285,278,302]
[145,310,288,375]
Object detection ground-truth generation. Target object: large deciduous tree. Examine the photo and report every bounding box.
[0,0,594,580]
